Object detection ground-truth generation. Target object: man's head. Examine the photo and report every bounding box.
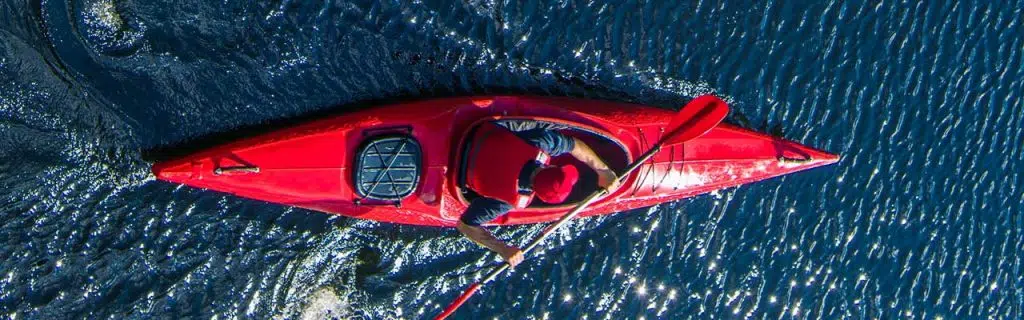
[532,164,580,204]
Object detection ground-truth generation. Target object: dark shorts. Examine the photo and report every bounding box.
[460,197,514,226]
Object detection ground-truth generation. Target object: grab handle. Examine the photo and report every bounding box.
[214,166,260,175]
[362,125,413,137]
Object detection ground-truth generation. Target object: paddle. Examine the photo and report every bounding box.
[434,95,729,319]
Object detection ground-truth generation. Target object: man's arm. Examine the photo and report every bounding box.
[456,222,523,266]
[569,137,620,190]
[569,137,611,171]
[457,198,525,266]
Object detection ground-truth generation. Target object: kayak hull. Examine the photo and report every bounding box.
[152,96,838,226]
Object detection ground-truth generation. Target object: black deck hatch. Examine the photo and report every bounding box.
[353,135,421,202]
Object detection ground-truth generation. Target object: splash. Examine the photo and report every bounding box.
[79,0,145,55]
[299,288,353,320]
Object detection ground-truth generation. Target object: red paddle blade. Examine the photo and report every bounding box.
[434,283,482,320]
[662,95,729,145]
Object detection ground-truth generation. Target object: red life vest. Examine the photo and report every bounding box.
[465,122,551,209]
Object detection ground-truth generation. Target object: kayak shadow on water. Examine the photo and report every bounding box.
[141,94,445,162]
[139,85,664,163]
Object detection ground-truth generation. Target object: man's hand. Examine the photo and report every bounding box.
[596,169,620,191]
[499,246,525,267]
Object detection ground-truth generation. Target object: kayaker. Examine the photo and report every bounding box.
[457,121,620,267]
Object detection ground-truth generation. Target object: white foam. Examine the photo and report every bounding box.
[299,288,352,320]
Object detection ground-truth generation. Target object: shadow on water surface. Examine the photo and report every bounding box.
[140,46,706,161]
[140,88,636,162]
[141,87,802,164]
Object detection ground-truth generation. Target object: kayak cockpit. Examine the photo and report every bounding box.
[455,118,630,209]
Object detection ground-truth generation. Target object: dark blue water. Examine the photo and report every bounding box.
[2,0,1021,319]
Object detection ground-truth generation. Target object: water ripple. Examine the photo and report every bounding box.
[0,0,1021,319]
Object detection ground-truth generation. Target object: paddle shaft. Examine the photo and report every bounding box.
[435,143,666,319]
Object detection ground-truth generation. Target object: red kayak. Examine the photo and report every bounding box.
[152,96,838,226]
